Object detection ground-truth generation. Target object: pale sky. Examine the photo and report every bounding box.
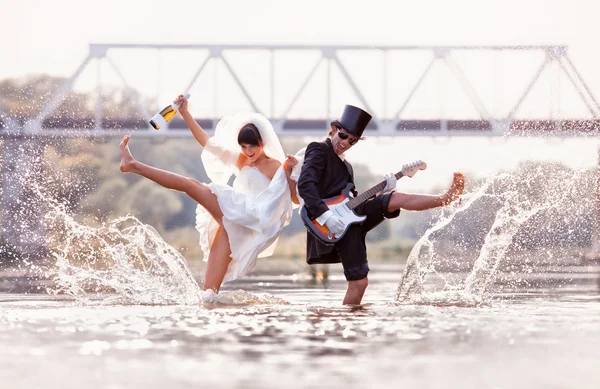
[5,0,599,80]
[3,0,600,189]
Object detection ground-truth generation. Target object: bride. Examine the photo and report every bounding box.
[120,94,299,292]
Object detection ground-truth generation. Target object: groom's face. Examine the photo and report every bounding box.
[331,126,359,155]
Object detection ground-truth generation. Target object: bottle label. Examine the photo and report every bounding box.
[150,113,168,130]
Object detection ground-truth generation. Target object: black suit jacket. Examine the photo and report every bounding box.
[297,138,356,262]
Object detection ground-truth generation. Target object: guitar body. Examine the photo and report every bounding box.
[300,183,367,245]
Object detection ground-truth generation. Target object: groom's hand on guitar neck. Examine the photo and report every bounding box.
[382,173,397,193]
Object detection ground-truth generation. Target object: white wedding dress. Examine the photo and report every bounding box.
[194,113,294,283]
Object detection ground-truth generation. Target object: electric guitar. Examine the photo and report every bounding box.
[301,160,427,245]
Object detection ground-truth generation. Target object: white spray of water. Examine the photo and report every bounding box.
[44,197,203,305]
[394,175,502,306]
[395,166,590,306]
[43,191,291,306]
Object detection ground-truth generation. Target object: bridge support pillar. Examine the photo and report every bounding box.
[1,136,47,261]
[589,146,600,259]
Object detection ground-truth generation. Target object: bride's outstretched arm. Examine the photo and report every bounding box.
[175,94,210,147]
[177,94,241,167]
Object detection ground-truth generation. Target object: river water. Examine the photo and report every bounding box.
[1,263,599,389]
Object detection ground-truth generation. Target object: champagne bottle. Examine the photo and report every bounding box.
[149,93,191,130]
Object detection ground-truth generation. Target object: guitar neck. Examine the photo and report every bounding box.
[347,171,405,210]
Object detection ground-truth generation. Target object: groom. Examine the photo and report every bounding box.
[297,105,465,305]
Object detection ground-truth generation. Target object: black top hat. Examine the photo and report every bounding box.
[331,104,372,139]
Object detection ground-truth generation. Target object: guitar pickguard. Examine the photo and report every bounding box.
[302,184,367,244]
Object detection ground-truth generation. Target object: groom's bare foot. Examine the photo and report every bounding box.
[119,135,136,173]
[443,172,465,205]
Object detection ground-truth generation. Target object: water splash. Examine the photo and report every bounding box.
[395,174,503,303]
[44,198,203,305]
[0,137,197,304]
[396,164,593,305]
[43,193,291,306]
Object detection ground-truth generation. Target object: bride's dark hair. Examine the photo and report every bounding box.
[237,123,263,146]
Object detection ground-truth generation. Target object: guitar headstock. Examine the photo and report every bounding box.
[400,160,427,178]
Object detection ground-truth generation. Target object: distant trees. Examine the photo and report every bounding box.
[0,74,152,120]
[0,75,90,119]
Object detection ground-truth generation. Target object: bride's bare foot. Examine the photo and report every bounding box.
[442,172,465,205]
[119,135,137,173]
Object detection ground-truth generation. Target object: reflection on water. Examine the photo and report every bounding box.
[1,269,599,389]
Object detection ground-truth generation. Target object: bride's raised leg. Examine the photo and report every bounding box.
[203,226,232,292]
[119,135,224,221]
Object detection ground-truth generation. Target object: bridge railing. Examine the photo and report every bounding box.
[3,117,600,138]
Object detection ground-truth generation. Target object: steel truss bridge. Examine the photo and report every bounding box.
[1,43,599,138]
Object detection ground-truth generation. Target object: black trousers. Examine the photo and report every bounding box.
[313,191,400,281]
